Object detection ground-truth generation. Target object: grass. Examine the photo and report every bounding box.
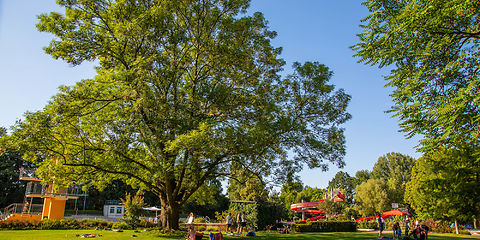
[0,230,477,240]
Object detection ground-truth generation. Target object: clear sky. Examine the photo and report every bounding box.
[0,1,421,189]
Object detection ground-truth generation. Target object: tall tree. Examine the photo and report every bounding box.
[371,152,416,204]
[227,167,268,202]
[354,178,391,217]
[0,128,35,208]
[354,169,371,186]
[181,179,228,219]
[405,148,480,233]
[353,0,480,154]
[10,0,350,229]
[328,171,356,204]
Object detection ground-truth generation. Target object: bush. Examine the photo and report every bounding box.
[295,220,356,232]
[423,219,472,234]
[121,193,145,228]
[40,219,64,229]
[206,225,220,232]
[0,220,41,230]
[0,218,113,230]
[79,219,112,228]
[356,220,378,230]
[112,221,130,230]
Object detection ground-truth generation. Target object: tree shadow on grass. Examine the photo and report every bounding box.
[222,232,478,240]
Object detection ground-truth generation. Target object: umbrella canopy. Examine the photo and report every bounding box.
[381,209,411,218]
[355,216,378,222]
[143,207,161,211]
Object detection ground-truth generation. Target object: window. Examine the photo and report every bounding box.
[109,207,115,214]
[117,207,122,214]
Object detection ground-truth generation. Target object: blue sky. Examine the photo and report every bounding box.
[0,1,421,189]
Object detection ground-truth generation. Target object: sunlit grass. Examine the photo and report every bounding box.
[0,230,477,240]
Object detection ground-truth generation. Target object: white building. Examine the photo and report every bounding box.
[103,200,124,219]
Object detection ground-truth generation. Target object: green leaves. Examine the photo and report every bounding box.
[353,0,480,155]
[13,0,351,229]
[355,178,391,216]
[405,148,480,221]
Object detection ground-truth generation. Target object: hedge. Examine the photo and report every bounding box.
[294,220,356,232]
[0,219,112,230]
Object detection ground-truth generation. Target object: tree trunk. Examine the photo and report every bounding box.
[455,218,459,234]
[160,201,180,230]
[474,216,477,230]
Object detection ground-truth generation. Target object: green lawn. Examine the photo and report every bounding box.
[0,230,477,240]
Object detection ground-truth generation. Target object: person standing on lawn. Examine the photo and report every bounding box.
[226,213,232,233]
[377,215,385,239]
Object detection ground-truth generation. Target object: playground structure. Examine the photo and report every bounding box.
[290,190,345,221]
[0,167,86,221]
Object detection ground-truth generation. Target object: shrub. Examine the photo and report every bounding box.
[206,225,220,232]
[356,220,378,230]
[78,219,112,228]
[112,221,130,230]
[0,220,41,230]
[40,219,63,229]
[121,193,145,228]
[295,220,356,232]
[0,218,114,230]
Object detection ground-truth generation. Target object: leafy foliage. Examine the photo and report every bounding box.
[405,148,480,222]
[354,170,370,185]
[317,199,346,217]
[0,218,112,230]
[371,152,416,205]
[353,0,480,154]
[121,193,145,228]
[327,171,356,204]
[227,167,268,202]
[0,130,36,208]
[180,179,229,219]
[10,0,350,229]
[354,178,391,217]
[278,181,325,219]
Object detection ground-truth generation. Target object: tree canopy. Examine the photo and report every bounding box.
[327,171,356,204]
[0,128,36,208]
[355,178,391,217]
[353,0,480,154]
[9,0,350,229]
[405,148,480,223]
[371,152,416,205]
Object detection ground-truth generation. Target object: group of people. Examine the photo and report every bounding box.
[225,211,247,234]
[377,216,430,240]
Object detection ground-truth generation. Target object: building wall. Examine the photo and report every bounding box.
[103,205,124,218]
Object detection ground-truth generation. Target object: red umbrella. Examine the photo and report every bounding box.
[381,209,411,218]
[355,216,378,222]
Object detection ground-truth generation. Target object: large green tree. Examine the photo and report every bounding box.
[371,152,416,205]
[354,178,391,217]
[0,128,36,208]
[353,169,370,186]
[327,171,356,204]
[10,0,350,229]
[405,148,480,233]
[353,0,480,154]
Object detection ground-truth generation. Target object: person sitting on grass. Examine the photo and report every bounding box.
[281,224,290,234]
